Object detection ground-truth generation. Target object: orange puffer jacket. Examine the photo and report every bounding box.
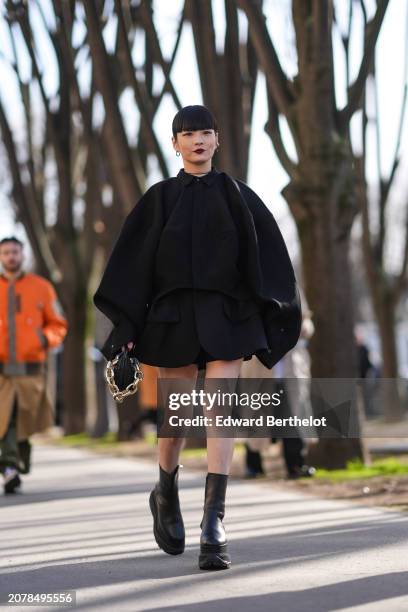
[0,272,68,363]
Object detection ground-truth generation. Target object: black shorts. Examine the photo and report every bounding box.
[193,345,254,371]
[135,288,269,369]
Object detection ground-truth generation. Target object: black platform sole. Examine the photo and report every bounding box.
[199,542,231,570]
[149,490,185,555]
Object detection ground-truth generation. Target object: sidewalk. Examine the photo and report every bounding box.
[1,444,408,611]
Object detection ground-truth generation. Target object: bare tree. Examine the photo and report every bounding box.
[0,0,110,433]
[2,1,393,459]
[82,0,260,186]
[354,1,408,421]
[234,0,389,466]
[186,0,259,178]
[81,0,261,445]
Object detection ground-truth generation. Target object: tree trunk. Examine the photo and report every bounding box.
[355,155,405,422]
[91,360,110,438]
[61,293,87,434]
[376,296,404,422]
[285,181,365,468]
[296,204,357,378]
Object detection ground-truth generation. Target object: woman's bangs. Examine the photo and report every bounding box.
[173,106,217,135]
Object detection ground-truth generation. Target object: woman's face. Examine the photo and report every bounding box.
[172,128,218,165]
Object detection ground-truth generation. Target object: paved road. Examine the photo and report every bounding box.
[1,444,408,611]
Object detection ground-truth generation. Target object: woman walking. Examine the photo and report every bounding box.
[94,105,302,570]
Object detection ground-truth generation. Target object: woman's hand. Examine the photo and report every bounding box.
[121,341,134,352]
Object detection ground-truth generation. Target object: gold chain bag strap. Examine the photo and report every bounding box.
[105,348,144,403]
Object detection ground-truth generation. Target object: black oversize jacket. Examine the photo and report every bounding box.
[94,167,302,369]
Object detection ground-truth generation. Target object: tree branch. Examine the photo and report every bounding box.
[114,0,169,178]
[83,0,141,210]
[234,0,294,116]
[339,0,389,128]
[0,97,61,283]
[264,85,300,181]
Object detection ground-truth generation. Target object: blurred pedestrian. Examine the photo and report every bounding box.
[0,237,67,494]
[355,329,377,417]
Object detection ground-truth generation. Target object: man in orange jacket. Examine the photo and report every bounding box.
[0,237,67,493]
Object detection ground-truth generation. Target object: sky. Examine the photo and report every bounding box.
[0,0,407,273]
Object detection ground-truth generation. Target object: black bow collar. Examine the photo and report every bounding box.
[177,165,220,186]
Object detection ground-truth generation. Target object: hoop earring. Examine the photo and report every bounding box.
[176,151,180,157]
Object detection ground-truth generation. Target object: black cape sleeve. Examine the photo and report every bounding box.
[93,184,164,360]
[224,174,302,368]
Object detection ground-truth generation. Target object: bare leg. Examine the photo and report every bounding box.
[157,363,199,472]
[198,358,242,570]
[204,358,243,474]
[150,364,198,556]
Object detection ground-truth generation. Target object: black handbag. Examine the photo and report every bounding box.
[105,348,144,403]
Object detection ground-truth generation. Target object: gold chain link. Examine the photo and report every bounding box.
[105,354,144,403]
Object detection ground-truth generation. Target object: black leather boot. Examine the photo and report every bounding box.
[199,472,231,570]
[149,464,185,555]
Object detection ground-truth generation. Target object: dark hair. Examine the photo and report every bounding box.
[0,236,23,248]
[172,105,218,138]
